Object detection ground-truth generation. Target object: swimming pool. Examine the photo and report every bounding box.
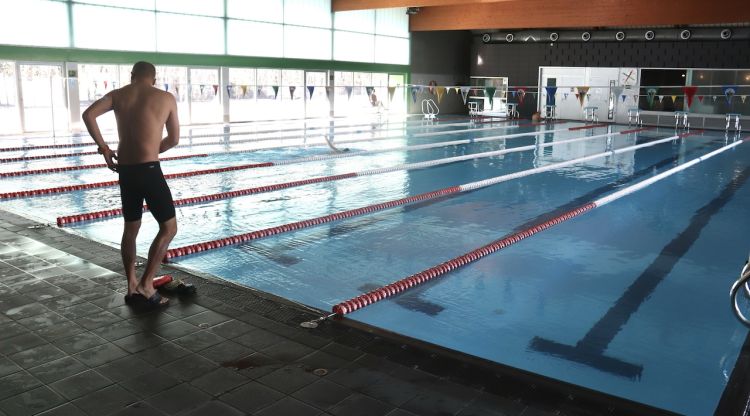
[1,116,747,415]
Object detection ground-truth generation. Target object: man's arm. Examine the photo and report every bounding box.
[160,95,180,153]
[82,92,117,171]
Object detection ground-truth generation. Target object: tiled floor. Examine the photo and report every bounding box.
[0,209,668,416]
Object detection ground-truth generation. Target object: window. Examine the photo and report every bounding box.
[375,36,409,65]
[156,13,224,54]
[0,0,69,48]
[376,8,409,38]
[334,31,374,63]
[283,26,331,60]
[155,0,223,17]
[74,4,156,51]
[73,0,155,10]
[334,10,375,34]
[284,0,331,29]
[227,20,283,57]
[227,0,283,23]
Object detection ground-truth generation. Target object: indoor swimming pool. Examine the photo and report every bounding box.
[1,116,748,415]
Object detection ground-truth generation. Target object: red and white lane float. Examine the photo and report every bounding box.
[0,154,207,178]
[57,127,652,226]
[330,135,749,316]
[162,130,703,262]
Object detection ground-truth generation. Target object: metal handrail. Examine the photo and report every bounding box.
[730,261,750,327]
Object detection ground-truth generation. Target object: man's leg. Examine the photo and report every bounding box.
[122,220,141,295]
[136,217,177,301]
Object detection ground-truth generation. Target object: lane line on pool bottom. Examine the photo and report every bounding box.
[0,121,591,199]
[161,130,701,261]
[330,135,749,316]
[57,128,649,225]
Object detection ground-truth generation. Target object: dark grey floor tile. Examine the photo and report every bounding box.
[384,410,420,416]
[254,396,322,416]
[401,389,475,416]
[329,393,394,416]
[183,311,231,328]
[73,343,130,367]
[39,295,87,310]
[31,267,72,280]
[292,379,353,411]
[457,393,526,416]
[207,320,255,339]
[58,302,104,320]
[0,386,65,416]
[76,310,123,330]
[218,381,284,414]
[257,364,321,394]
[261,339,315,363]
[172,330,225,352]
[56,332,109,355]
[8,343,66,369]
[297,351,350,373]
[112,332,167,354]
[145,383,211,415]
[198,340,253,364]
[0,332,47,355]
[49,369,114,400]
[320,342,365,362]
[16,311,68,331]
[118,369,180,399]
[72,384,139,416]
[327,366,387,391]
[359,373,420,407]
[109,402,166,416]
[87,291,128,310]
[232,352,284,380]
[233,329,287,350]
[159,354,219,382]
[132,310,178,329]
[0,357,22,379]
[162,303,207,319]
[95,356,154,383]
[135,342,192,367]
[36,403,87,416]
[35,320,87,341]
[0,371,43,401]
[152,320,200,340]
[183,400,244,416]
[0,322,29,341]
[292,332,331,350]
[28,357,88,384]
[190,367,249,397]
[4,302,50,320]
[91,320,142,341]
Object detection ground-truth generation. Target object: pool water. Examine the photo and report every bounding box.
[1,117,748,415]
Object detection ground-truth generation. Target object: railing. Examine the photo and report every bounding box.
[421,99,439,120]
[730,258,750,327]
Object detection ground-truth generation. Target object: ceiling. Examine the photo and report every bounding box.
[332,0,750,32]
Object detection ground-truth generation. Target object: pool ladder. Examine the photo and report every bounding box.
[421,99,439,121]
[730,258,750,327]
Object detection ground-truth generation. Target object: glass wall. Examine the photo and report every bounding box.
[0,62,20,135]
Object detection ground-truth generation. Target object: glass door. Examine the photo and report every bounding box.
[19,63,68,134]
[305,71,328,119]
[0,61,20,135]
[189,67,222,125]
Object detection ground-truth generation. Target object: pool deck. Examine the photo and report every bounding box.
[0,207,685,416]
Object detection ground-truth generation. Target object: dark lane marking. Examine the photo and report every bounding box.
[359,283,445,316]
[530,165,750,380]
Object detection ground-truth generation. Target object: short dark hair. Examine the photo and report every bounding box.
[131,61,156,80]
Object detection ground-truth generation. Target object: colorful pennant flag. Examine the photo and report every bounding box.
[632,94,638,104]
[428,83,436,95]
[325,86,333,100]
[658,95,664,103]
[612,86,624,103]
[199,85,205,94]
[712,96,718,102]
[698,96,705,103]
[576,87,590,107]
[175,85,180,95]
[563,93,569,101]
[242,85,248,96]
[646,89,656,108]
[459,87,470,104]
[272,86,279,99]
[436,87,446,103]
[307,86,315,98]
[226,85,232,96]
[671,95,677,103]
[454,87,460,94]
[723,85,737,104]
[345,86,353,100]
[388,86,396,102]
[164,83,169,92]
[212,85,218,95]
[484,87,497,107]
[742,95,748,104]
[103,81,108,89]
[289,86,296,100]
[365,86,374,98]
[682,86,698,108]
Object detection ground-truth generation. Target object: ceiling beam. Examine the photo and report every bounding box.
[332,0,509,12]
[410,0,750,30]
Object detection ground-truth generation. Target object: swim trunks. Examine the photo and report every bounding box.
[117,161,175,223]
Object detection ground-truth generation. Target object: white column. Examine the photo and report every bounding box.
[14,62,25,133]
[221,66,230,123]
[66,62,82,133]
[329,70,335,118]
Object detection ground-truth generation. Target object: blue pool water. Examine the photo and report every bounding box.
[1,117,748,415]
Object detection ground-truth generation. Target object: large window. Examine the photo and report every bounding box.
[0,0,69,48]
[73,5,156,51]
[156,13,224,55]
[227,21,283,57]
[0,62,20,135]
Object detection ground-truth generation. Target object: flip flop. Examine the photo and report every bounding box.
[142,291,170,308]
[161,279,196,296]
[124,293,146,305]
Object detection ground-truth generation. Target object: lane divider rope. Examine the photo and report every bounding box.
[57,128,650,225]
[0,154,208,178]
[161,130,699,262]
[330,134,747,316]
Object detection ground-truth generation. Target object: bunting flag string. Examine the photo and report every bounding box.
[272,86,279,99]
[682,86,698,108]
[93,81,98,89]
[409,86,418,103]
[632,94,639,104]
[575,87,589,107]
[698,96,705,103]
[289,86,296,100]
[175,85,180,95]
[345,86,353,100]
[164,83,169,92]
[103,80,108,89]
[241,85,248,97]
[563,93,569,101]
[621,94,627,102]
[646,89,656,108]
[658,95,664,103]
[484,87,497,107]
[436,86,446,103]
[723,85,737,104]
[388,86,397,102]
[212,84,218,95]
[365,86,374,97]
[325,86,333,100]
[545,86,557,106]
[712,96,718,102]
[459,86,470,104]
[670,95,677,103]
[226,85,232,96]
[454,87,460,94]
[307,86,315,99]
[742,95,748,104]
[517,88,527,105]
[611,86,624,104]
[199,85,205,95]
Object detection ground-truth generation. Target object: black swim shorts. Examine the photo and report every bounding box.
[117,161,175,223]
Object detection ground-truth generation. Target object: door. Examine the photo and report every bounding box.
[19,63,68,133]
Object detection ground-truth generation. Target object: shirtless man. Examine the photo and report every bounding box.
[82,61,178,307]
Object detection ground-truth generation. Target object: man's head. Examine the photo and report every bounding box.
[131,61,156,85]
